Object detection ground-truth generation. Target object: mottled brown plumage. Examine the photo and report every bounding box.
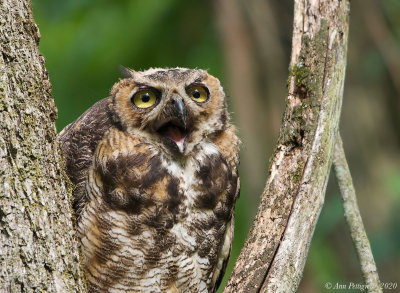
[60,67,240,293]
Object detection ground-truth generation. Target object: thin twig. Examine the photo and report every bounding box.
[333,134,382,293]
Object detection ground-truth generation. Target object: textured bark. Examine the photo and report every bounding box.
[0,1,86,292]
[224,1,350,292]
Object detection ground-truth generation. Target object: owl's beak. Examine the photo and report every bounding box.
[172,97,186,127]
[154,97,191,153]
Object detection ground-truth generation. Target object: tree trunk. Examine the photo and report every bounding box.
[0,1,86,292]
[224,0,350,292]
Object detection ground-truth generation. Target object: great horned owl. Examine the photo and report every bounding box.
[59,67,240,293]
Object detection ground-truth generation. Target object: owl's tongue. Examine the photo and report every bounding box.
[161,125,187,151]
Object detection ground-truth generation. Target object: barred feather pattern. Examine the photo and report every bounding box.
[79,128,238,292]
[60,68,240,293]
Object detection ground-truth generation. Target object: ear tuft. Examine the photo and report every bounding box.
[119,65,136,78]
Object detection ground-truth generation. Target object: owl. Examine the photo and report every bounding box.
[59,67,240,293]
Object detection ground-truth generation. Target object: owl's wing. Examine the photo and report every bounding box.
[59,97,114,218]
[212,176,240,293]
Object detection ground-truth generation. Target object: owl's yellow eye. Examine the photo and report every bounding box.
[132,90,158,109]
[187,86,209,103]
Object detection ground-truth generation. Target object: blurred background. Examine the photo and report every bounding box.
[32,0,400,291]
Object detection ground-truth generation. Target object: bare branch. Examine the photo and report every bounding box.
[223,1,350,292]
[333,135,382,293]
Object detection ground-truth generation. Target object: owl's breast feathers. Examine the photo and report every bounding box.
[60,97,240,293]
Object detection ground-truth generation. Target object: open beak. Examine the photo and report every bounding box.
[154,98,190,153]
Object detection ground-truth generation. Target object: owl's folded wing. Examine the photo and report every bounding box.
[211,175,240,293]
[59,97,113,218]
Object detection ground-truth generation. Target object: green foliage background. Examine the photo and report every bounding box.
[32,0,400,292]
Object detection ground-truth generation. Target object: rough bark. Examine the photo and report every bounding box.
[0,1,86,292]
[223,1,350,292]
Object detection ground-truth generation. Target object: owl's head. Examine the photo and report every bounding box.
[110,67,230,156]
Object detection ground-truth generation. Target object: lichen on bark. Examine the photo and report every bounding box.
[0,0,86,292]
